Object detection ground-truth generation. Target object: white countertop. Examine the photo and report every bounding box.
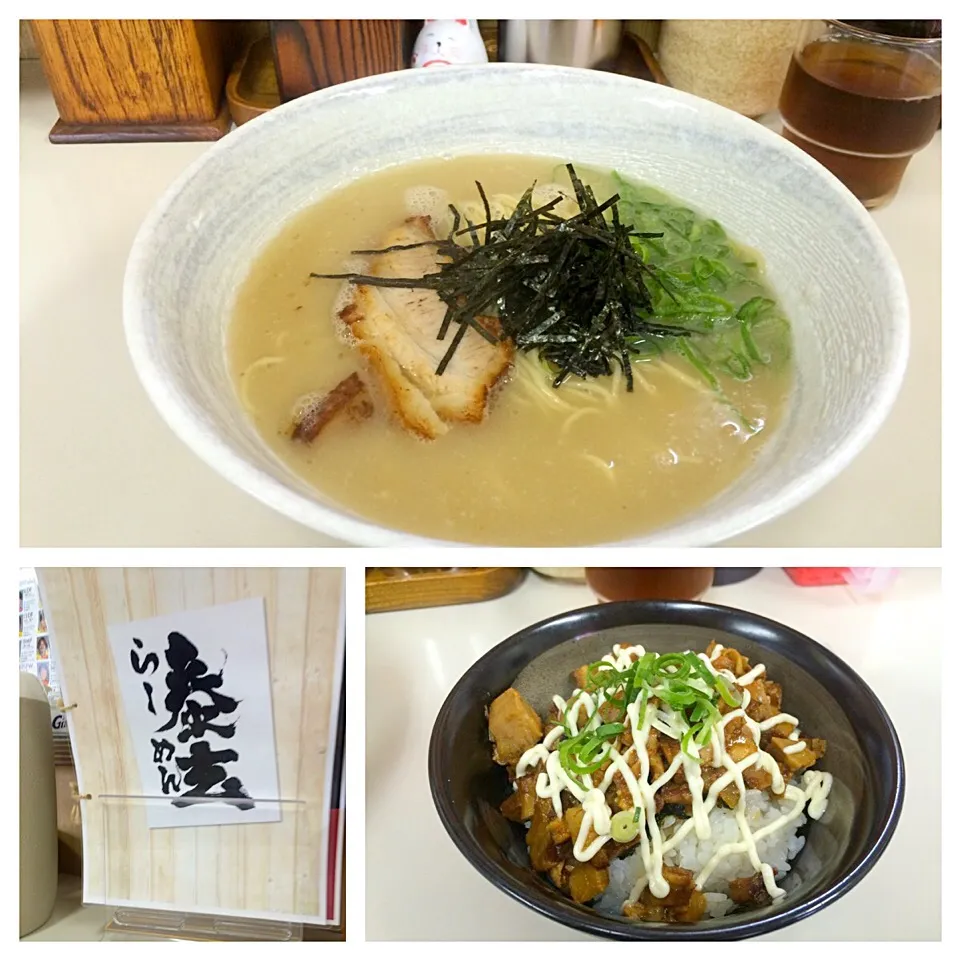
[20,62,941,546]
[365,568,941,940]
[21,874,340,941]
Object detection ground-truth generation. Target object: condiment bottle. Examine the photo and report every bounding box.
[657,20,802,117]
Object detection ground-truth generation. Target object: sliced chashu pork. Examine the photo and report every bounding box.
[338,216,513,440]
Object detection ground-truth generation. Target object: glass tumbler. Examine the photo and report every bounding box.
[585,568,714,603]
[778,20,941,208]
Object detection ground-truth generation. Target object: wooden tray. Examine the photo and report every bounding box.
[365,568,526,613]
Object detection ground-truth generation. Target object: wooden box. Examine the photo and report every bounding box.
[270,20,418,101]
[29,19,231,143]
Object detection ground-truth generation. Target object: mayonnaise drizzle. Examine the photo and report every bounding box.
[513,642,833,909]
[736,663,767,685]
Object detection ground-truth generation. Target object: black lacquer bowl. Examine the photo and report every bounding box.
[428,600,904,940]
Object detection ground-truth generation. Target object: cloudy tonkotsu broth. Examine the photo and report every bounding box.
[228,156,792,545]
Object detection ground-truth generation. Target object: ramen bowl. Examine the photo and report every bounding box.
[124,64,909,546]
[427,600,905,940]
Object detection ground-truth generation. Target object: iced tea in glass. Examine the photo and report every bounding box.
[779,20,941,207]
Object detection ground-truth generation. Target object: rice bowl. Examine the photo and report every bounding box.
[428,599,905,939]
[487,639,832,924]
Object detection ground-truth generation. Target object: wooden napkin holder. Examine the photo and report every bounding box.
[269,20,419,101]
[30,19,232,143]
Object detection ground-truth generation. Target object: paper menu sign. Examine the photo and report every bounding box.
[107,597,282,830]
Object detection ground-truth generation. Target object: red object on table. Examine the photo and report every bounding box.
[783,568,849,586]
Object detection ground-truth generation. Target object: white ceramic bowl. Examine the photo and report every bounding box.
[124,64,909,546]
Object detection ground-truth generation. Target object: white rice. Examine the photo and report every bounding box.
[597,789,807,918]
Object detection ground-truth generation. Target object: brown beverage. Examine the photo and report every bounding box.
[779,26,941,206]
[585,568,714,603]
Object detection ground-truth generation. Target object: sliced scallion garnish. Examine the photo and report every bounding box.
[636,687,650,727]
[689,655,717,687]
[714,674,743,707]
[681,726,701,762]
[654,653,690,679]
[556,647,756,778]
[592,722,626,739]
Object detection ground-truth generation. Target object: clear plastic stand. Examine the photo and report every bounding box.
[103,907,301,942]
[95,794,327,941]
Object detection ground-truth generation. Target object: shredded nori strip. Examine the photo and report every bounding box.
[311,164,694,391]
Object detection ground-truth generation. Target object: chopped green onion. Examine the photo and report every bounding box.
[636,687,650,727]
[561,646,750,778]
[584,660,617,691]
[654,653,690,679]
[695,721,714,746]
[714,674,742,707]
[681,726,702,763]
[657,680,700,708]
[611,809,640,843]
[636,652,657,674]
[565,745,611,776]
[558,719,624,777]
[592,722,626,739]
[689,655,717,687]
[558,736,608,776]
[564,698,600,737]
[620,658,646,716]
[677,337,721,391]
[579,736,603,762]
[701,700,723,728]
